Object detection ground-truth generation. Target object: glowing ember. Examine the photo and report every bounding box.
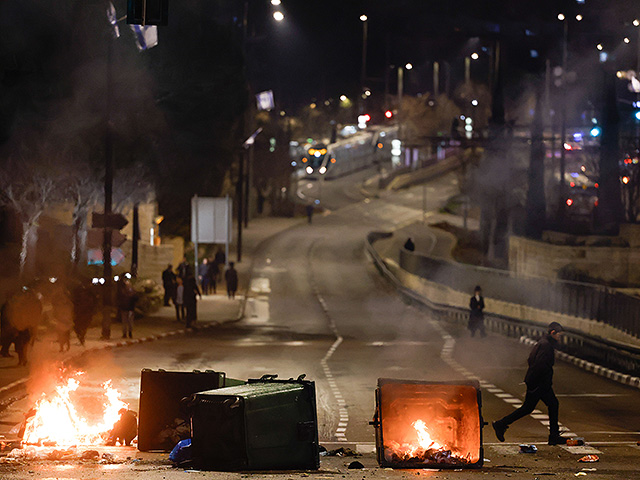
[385,419,471,466]
[22,373,128,446]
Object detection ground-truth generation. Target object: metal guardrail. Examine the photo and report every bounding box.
[398,249,640,339]
[365,232,640,379]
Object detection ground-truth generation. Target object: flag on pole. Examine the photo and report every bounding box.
[130,24,159,51]
[107,2,120,38]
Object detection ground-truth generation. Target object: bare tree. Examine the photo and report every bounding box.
[0,155,59,277]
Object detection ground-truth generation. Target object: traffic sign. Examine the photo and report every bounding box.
[92,212,128,230]
[87,229,127,248]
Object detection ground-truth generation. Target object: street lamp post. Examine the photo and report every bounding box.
[557,13,570,223]
[360,14,368,114]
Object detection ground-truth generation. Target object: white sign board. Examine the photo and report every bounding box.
[191,196,232,244]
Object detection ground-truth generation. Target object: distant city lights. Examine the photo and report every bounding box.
[360,14,367,22]
[270,0,281,5]
[273,11,284,21]
[470,52,479,60]
[405,63,413,70]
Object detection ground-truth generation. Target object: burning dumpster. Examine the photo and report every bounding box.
[371,378,485,469]
[187,374,319,471]
[138,369,229,451]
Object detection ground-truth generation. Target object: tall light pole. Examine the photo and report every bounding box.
[557,13,570,223]
[360,14,368,114]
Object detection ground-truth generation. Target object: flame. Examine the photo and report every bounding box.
[384,419,470,465]
[22,373,127,446]
[413,419,443,451]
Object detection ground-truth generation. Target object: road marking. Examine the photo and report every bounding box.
[555,393,630,398]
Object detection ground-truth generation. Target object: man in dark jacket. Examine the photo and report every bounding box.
[492,322,568,445]
[468,285,486,337]
[162,264,176,306]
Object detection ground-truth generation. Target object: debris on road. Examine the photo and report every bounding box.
[577,455,599,463]
[566,438,585,446]
[348,460,365,469]
[519,444,537,454]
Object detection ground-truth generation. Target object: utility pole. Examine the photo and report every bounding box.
[101,6,115,340]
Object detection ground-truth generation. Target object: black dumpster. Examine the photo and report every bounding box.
[137,369,228,451]
[188,374,319,471]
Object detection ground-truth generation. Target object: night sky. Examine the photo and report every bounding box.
[241,0,640,111]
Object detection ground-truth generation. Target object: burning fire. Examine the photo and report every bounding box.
[385,419,471,466]
[22,372,128,446]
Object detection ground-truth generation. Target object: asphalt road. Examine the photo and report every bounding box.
[1,167,639,478]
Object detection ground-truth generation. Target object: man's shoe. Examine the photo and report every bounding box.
[548,435,568,445]
[492,421,507,442]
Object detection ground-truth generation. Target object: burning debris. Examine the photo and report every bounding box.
[20,370,132,447]
[372,379,484,469]
[384,420,474,466]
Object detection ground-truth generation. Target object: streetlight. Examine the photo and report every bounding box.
[360,14,368,113]
[273,10,284,22]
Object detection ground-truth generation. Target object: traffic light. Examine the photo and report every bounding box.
[384,110,393,119]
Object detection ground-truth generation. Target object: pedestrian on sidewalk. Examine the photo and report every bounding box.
[207,260,217,294]
[117,278,138,339]
[183,274,202,328]
[225,262,239,299]
[468,285,486,338]
[72,281,96,346]
[306,204,314,223]
[162,264,176,306]
[198,258,210,295]
[214,248,226,281]
[174,276,185,322]
[177,256,190,279]
[492,322,569,446]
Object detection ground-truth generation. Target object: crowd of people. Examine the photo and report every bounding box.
[161,248,240,327]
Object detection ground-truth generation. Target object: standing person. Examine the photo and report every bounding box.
[225,262,239,299]
[306,204,314,224]
[72,282,96,346]
[214,248,226,282]
[177,256,189,279]
[207,259,217,294]
[468,286,486,338]
[492,322,568,446]
[174,276,185,322]
[183,274,202,328]
[162,264,176,306]
[117,278,138,339]
[198,258,210,295]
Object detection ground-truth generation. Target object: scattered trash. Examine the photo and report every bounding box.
[567,438,585,446]
[348,460,365,469]
[519,444,538,454]
[574,473,587,477]
[577,455,599,463]
[80,450,100,460]
[169,438,192,466]
[323,447,358,457]
[581,468,597,472]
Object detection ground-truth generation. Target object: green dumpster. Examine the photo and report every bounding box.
[188,374,319,471]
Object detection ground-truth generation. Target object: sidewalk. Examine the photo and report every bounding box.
[0,215,304,401]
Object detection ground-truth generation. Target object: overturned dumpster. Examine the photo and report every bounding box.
[138,369,232,451]
[371,378,485,469]
[187,374,319,471]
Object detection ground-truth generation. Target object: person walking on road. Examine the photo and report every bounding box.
[403,237,415,252]
[183,274,202,328]
[162,264,176,306]
[225,262,239,299]
[492,321,568,446]
[117,278,138,339]
[174,276,185,322]
[468,285,486,337]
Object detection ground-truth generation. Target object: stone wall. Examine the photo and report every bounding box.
[509,234,640,285]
